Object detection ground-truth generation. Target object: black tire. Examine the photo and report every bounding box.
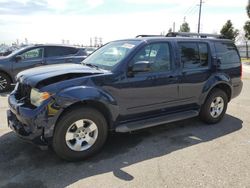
[200,88,228,124]
[0,72,11,92]
[52,106,108,161]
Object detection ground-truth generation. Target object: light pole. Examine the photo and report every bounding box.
[197,0,203,33]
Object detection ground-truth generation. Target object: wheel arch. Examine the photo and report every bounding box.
[200,73,233,105]
[53,86,119,132]
[211,83,231,101]
[55,100,114,130]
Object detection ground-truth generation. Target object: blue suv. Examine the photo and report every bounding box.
[0,44,88,92]
[7,33,243,161]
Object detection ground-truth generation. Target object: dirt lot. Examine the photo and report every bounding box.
[0,66,250,188]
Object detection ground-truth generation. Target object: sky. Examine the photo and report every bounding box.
[0,0,248,45]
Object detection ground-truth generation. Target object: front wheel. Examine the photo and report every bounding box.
[0,72,11,92]
[52,107,108,161]
[200,89,228,124]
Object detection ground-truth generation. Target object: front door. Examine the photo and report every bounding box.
[117,42,179,119]
[12,47,44,75]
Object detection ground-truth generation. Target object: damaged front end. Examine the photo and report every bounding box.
[8,64,107,148]
[7,85,62,148]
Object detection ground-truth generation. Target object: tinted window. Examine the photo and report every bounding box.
[215,42,240,64]
[45,47,78,57]
[199,43,209,67]
[131,43,171,72]
[21,48,43,60]
[179,42,209,69]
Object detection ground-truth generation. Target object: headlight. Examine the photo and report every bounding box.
[30,88,51,107]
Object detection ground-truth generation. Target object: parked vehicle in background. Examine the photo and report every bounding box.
[7,32,242,161]
[0,44,87,92]
[0,46,20,56]
[0,49,12,56]
[84,47,97,55]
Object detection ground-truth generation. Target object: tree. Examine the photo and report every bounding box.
[247,3,250,18]
[244,1,250,58]
[244,21,250,58]
[244,21,250,40]
[220,20,239,41]
[179,22,190,32]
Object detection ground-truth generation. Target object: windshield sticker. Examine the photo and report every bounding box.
[122,43,135,49]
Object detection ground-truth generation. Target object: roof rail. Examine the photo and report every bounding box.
[166,32,225,39]
[136,35,164,38]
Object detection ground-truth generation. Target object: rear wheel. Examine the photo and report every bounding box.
[200,89,228,124]
[0,72,11,92]
[52,107,108,161]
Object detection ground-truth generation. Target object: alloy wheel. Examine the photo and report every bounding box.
[210,96,224,118]
[65,119,98,151]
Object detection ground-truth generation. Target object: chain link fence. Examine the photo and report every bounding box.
[237,44,250,58]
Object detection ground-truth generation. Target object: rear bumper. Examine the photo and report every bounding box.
[8,93,61,145]
[231,80,243,99]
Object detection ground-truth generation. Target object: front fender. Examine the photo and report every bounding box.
[199,73,232,104]
[54,86,119,124]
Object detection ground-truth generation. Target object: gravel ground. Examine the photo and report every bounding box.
[0,66,250,188]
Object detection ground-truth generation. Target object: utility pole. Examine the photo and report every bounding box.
[90,38,92,47]
[197,0,203,33]
[173,22,175,32]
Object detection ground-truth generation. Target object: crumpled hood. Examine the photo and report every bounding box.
[17,63,106,88]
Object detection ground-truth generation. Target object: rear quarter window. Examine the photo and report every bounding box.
[214,42,240,64]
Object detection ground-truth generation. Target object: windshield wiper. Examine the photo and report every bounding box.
[81,63,99,69]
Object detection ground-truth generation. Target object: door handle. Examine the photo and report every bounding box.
[167,75,178,81]
[66,59,73,63]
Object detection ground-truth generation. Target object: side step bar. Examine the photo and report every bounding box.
[115,110,199,133]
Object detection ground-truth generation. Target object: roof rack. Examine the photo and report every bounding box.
[166,32,225,39]
[136,35,164,38]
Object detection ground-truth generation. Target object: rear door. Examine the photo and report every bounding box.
[12,47,45,75]
[178,41,211,106]
[44,46,80,65]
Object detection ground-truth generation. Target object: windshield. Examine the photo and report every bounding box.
[82,41,141,70]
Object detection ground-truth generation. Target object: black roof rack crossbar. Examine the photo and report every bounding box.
[166,32,225,39]
[136,35,164,38]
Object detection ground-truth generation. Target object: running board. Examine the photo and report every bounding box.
[115,110,199,133]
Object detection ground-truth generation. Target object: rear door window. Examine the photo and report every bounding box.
[45,47,78,58]
[179,42,209,69]
[214,42,240,64]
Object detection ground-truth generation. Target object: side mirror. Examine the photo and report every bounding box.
[131,61,151,73]
[15,55,23,62]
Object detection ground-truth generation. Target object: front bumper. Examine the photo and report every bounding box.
[7,93,61,145]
